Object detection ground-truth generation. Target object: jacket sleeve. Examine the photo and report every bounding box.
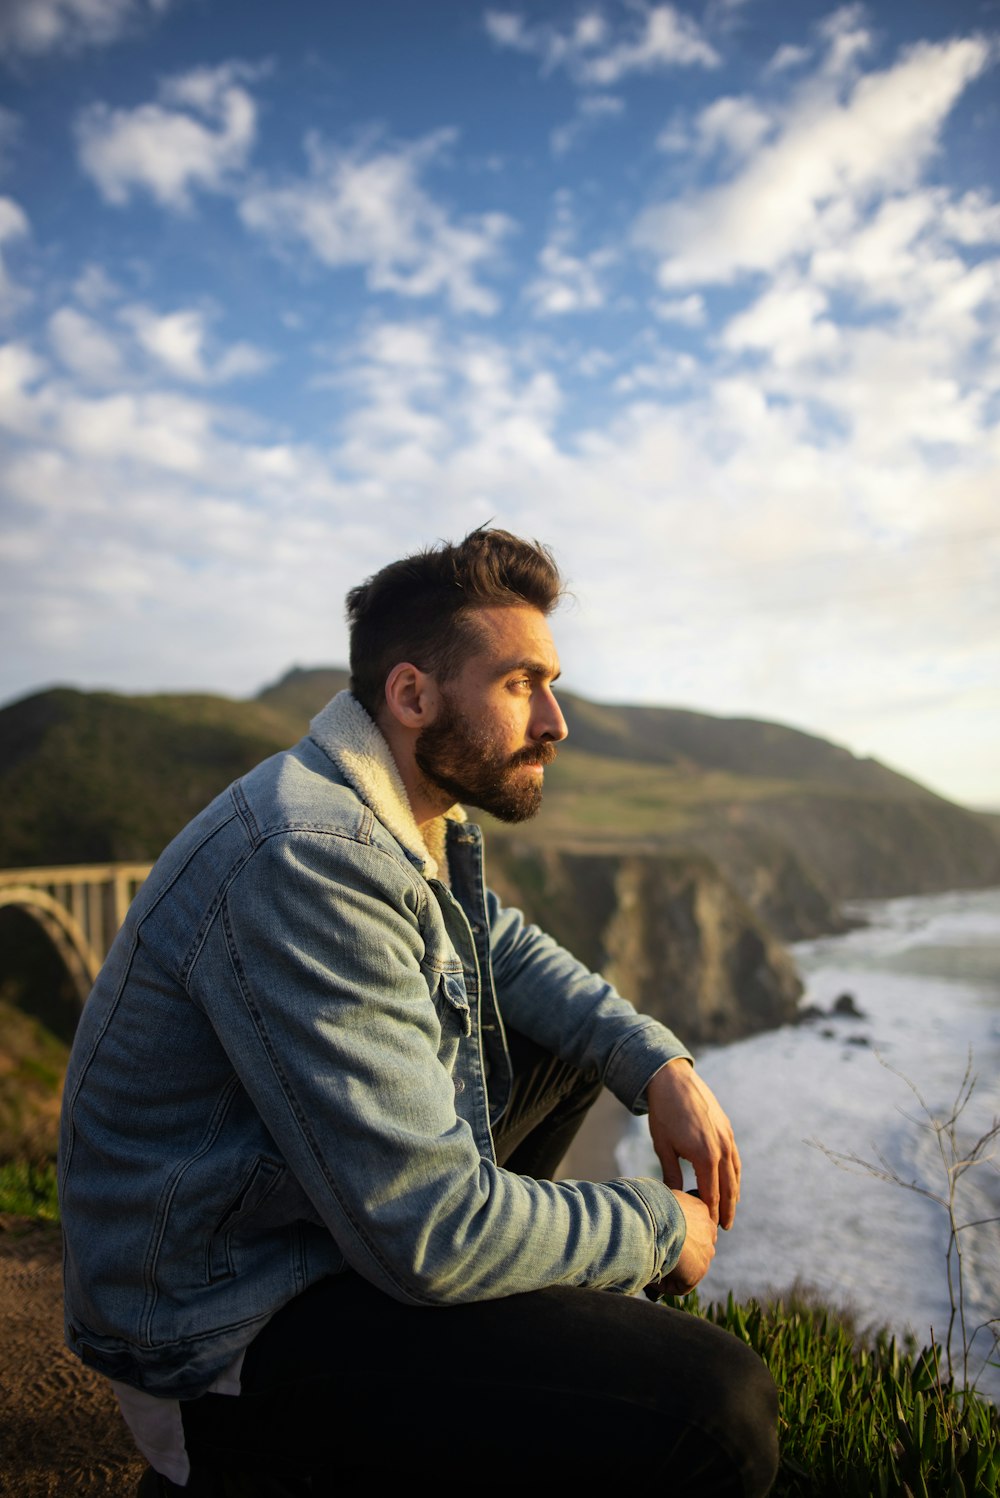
[196,828,686,1308]
[487,889,694,1114]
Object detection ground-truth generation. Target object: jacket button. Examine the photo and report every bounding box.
[455,1079,466,1094]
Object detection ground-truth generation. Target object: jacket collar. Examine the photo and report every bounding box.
[308,691,465,884]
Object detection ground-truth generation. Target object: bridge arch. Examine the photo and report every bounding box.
[0,886,99,1006]
[0,864,152,1007]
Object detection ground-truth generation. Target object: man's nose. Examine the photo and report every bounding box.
[533,687,568,743]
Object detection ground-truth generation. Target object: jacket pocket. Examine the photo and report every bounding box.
[206,1156,285,1283]
[423,962,472,1038]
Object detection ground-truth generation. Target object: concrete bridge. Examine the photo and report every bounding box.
[0,863,153,1004]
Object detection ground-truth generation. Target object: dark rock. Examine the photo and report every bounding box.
[832,992,866,1019]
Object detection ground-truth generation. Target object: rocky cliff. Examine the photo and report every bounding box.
[486,841,803,1048]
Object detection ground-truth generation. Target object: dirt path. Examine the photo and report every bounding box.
[0,1218,144,1497]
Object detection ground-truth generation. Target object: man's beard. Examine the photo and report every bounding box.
[415,695,557,823]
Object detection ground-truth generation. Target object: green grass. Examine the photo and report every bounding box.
[0,1158,60,1221]
[658,1290,999,1496]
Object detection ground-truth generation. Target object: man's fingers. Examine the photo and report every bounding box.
[720,1138,742,1229]
[693,1158,720,1224]
[659,1144,683,1191]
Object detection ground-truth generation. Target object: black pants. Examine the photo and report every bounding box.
[174,1033,779,1495]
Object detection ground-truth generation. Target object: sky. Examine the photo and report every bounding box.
[1,0,998,808]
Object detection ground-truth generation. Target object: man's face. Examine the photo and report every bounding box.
[415,605,568,823]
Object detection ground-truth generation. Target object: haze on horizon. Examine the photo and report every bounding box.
[0,0,997,809]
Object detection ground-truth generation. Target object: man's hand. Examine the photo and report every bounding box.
[647,1190,718,1298]
[646,1059,741,1230]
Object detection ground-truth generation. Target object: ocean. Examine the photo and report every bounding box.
[616,886,1000,1402]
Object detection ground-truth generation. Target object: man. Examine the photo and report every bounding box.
[60,528,778,1494]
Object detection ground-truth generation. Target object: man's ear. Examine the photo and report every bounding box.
[382,663,441,730]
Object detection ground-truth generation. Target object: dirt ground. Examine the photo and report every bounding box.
[0,1217,145,1498]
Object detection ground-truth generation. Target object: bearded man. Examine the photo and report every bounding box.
[60,528,778,1495]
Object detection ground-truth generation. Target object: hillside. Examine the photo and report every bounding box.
[0,667,997,1054]
[0,686,294,866]
[1,667,998,929]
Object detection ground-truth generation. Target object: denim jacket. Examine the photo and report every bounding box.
[60,693,691,1399]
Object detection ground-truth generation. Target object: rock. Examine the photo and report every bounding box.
[486,843,804,1049]
[832,992,866,1019]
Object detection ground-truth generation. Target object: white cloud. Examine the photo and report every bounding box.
[484,4,719,83]
[0,195,29,313]
[652,293,705,326]
[551,93,624,157]
[2,300,998,802]
[721,278,839,367]
[0,0,173,60]
[817,3,874,81]
[526,193,614,316]
[240,129,511,315]
[694,95,773,161]
[76,61,258,210]
[48,306,125,384]
[767,43,811,75]
[635,33,994,288]
[121,304,271,383]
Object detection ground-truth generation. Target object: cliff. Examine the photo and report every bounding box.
[486,842,803,1048]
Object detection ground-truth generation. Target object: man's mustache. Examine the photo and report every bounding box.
[509,742,559,769]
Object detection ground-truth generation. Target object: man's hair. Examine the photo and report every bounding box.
[346,527,563,718]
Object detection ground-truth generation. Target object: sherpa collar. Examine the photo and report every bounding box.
[308,690,465,885]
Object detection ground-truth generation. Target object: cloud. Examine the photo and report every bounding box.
[120,304,271,383]
[46,282,271,388]
[652,293,705,326]
[635,32,994,288]
[484,3,719,83]
[76,61,258,210]
[657,93,773,160]
[240,129,511,315]
[48,306,125,384]
[0,195,29,314]
[2,299,997,801]
[526,192,614,315]
[0,0,174,60]
[767,43,811,75]
[693,95,773,161]
[551,93,624,157]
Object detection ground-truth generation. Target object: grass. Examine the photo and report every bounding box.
[657,1289,1000,1496]
[0,1157,60,1221]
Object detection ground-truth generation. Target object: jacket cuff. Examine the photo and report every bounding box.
[602,1020,694,1115]
[624,1176,688,1278]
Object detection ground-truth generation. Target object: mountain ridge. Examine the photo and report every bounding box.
[1,666,997,1053]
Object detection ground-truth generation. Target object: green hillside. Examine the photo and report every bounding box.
[0,667,997,937]
[0,687,294,866]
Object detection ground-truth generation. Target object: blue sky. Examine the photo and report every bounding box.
[1,0,998,806]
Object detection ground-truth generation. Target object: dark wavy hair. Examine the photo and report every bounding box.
[346,527,563,719]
